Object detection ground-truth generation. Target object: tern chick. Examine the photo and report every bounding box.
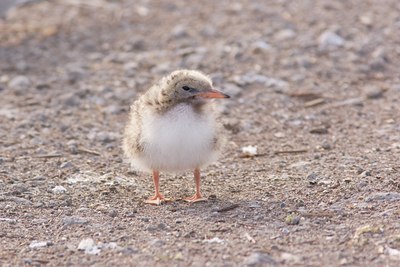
[123,69,229,205]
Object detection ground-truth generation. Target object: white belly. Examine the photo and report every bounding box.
[134,104,218,172]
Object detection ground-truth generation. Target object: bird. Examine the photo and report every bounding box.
[123,69,230,205]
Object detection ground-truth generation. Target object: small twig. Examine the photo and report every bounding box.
[304,98,326,108]
[244,232,256,243]
[239,153,268,158]
[77,147,101,156]
[288,92,323,101]
[321,97,364,110]
[274,149,308,155]
[209,228,230,233]
[34,153,63,158]
[309,128,329,134]
[216,204,239,213]
[0,141,19,146]
[301,212,335,218]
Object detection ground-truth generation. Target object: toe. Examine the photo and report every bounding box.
[145,198,162,205]
[184,195,207,203]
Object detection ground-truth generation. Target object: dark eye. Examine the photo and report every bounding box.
[182,86,191,91]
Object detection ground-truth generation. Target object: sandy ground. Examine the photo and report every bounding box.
[0,0,400,266]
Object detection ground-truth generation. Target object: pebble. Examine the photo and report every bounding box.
[128,38,147,51]
[67,140,79,154]
[61,93,81,107]
[108,209,118,218]
[318,31,344,49]
[120,246,139,255]
[148,238,165,247]
[7,196,32,206]
[359,170,371,177]
[307,172,320,185]
[201,25,217,37]
[136,6,149,17]
[386,247,400,260]
[101,242,118,250]
[203,237,225,244]
[15,61,29,72]
[0,218,17,224]
[11,183,28,195]
[364,86,384,99]
[285,214,300,225]
[290,161,310,169]
[243,252,277,266]
[174,252,184,260]
[60,161,73,169]
[29,240,52,249]
[146,223,167,231]
[103,105,124,115]
[52,185,67,194]
[235,73,288,90]
[369,57,386,72]
[62,216,89,226]
[365,192,400,202]
[274,29,295,41]
[248,202,261,208]
[78,238,101,255]
[87,131,118,144]
[280,252,302,264]
[171,24,188,38]
[8,75,31,93]
[241,145,258,157]
[318,179,333,186]
[321,141,332,150]
[251,41,272,54]
[66,69,85,84]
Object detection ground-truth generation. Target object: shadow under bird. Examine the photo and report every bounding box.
[123,69,230,205]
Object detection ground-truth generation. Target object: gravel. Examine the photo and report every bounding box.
[1,1,399,266]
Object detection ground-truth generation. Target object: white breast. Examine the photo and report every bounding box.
[133,103,218,172]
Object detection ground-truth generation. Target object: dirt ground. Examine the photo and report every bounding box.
[1,0,400,266]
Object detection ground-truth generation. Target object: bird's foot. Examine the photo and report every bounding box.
[184,194,207,203]
[144,194,170,205]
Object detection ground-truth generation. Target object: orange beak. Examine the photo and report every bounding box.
[196,89,230,99]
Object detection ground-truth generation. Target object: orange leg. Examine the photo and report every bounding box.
[145,170,169,205]
[185,168,207,203]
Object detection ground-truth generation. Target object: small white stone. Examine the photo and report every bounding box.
[203,237,225,244]
[251,41,272,54]
[8,75,31,90]
[29,240,49,249]
[52,185,67,194]
[78,238,101,255]
[387,246,400,260]
[241,146,258,157]
[136,6,149,16]
[275,29,295,41]
[318,31,344,49]
[78,238,94,250]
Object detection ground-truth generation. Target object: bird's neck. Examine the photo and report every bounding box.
[153,101,209,117]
